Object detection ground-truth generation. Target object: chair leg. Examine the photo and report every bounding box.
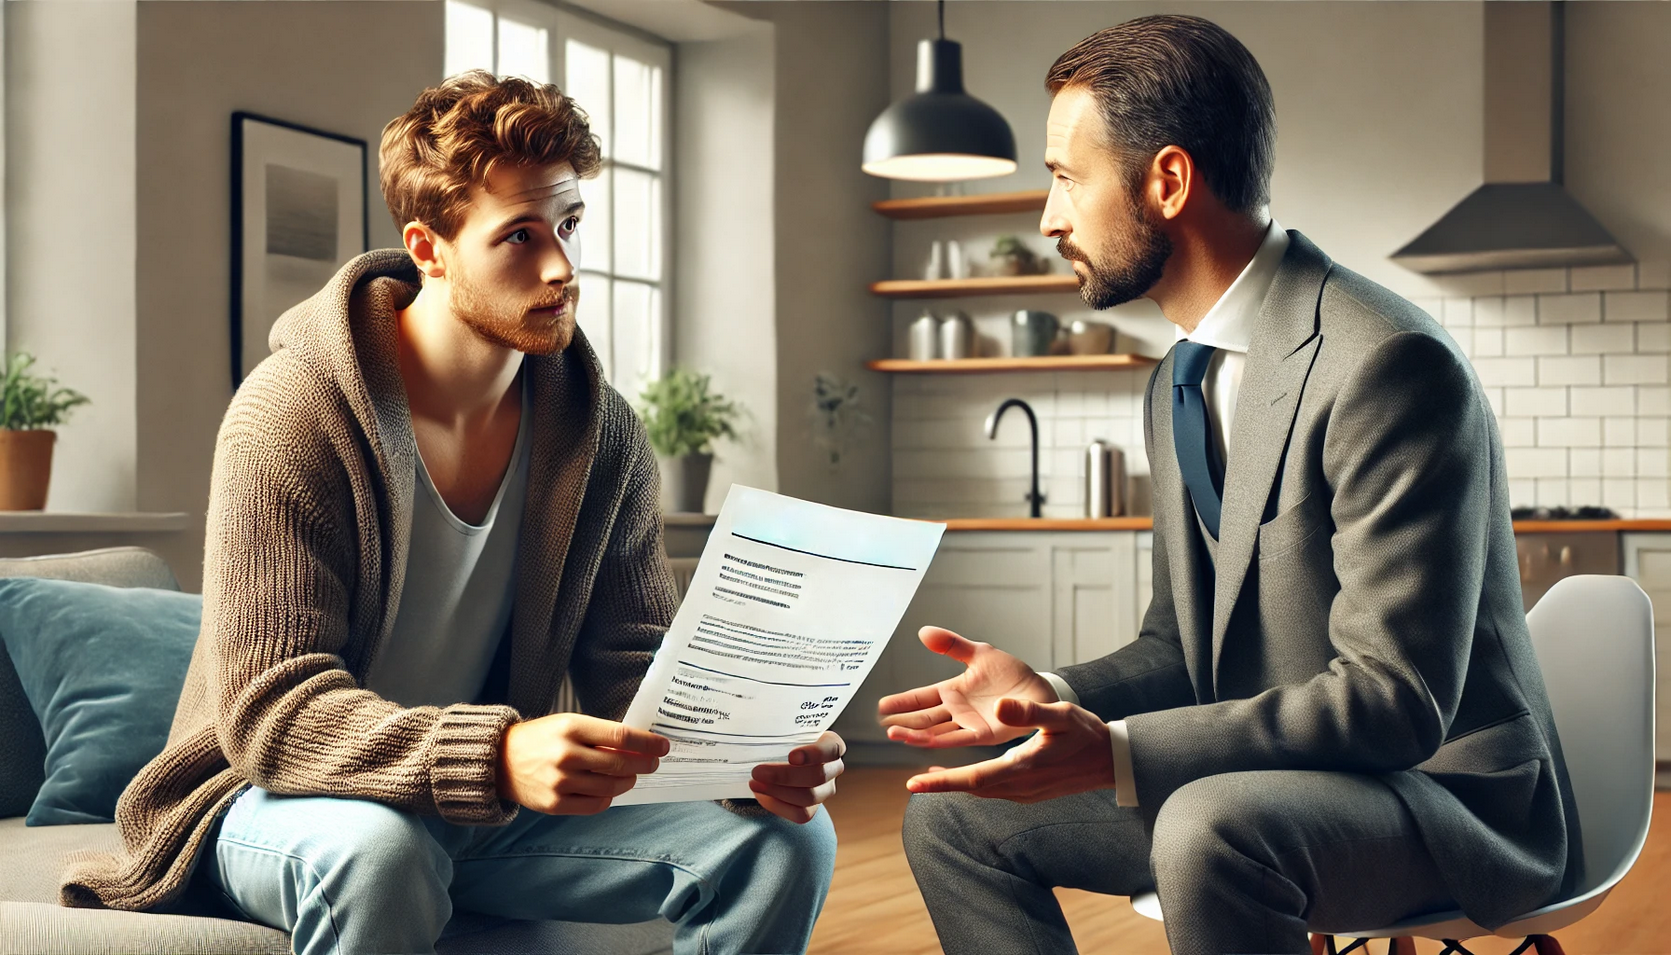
[1389,937,1418,955]
[1310,934,1331,955]
[1531,936,1567,955]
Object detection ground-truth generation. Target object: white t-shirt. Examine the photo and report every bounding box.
[365,369,532,708]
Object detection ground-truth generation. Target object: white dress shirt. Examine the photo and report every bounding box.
[1041,219,1290,807]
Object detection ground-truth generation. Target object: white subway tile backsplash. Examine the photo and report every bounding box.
[1642,387,1671,415]
[1570,264,1637,292]
[1535,478,1571,507]
[1506,447,1568,478]
[1470,328,1504,358]
[1569,478,1602,505]
[1638,448,1670,478]
[1638,479,1671,513]
[1505,387,1568,417]
[1441,298,1473,327]
[1505,325,1568,356]
[1604,291,1671,324]
[1538,293,1603,326]
[1538,355,1601,386]
[1569,448,1602,478]
[1568,386,1633,417]
[1639,417,1671,448]
[1569,323,1635,355]
[1604,478,1638,509]
[1605,353,1671,385]
[1498,417,1537,447]
[1604,417,1636,447]
[1639,323,1671,354]
[894,279,1671,515]
[1537,417,1601,448]
[1504,269,1568,295]
[1474,296,1538,327]
[1473,357,1537,387]
[1638,261,1671,292]
[1603,447,1636,475]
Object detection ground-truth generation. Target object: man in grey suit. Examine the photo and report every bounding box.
[881,16,1580,955]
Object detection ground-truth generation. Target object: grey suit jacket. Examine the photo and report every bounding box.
[1058,231,1580,929]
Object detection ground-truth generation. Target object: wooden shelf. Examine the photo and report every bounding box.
[872,189,1050,220]
[870,274,1080,299]
[867,355,1156,374]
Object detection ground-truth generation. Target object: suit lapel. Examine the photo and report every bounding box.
[1151,349,1215,700]
[1208,232,1331,692]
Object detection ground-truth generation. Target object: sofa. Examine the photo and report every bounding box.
[0,546,676,955]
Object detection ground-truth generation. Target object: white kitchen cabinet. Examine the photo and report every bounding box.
[834,531,1146,743]
[1621,533,1671,763]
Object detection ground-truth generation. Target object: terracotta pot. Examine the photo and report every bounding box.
[0,429,55,510]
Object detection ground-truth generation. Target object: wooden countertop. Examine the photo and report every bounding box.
[935,517,1671,533]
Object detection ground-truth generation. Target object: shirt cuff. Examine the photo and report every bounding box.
[1109,720,1138,807]
[1038,671,1078,705]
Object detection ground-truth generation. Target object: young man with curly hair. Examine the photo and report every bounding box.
[61,71,843,955]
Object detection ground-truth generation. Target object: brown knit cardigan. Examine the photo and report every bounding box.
[61,250,678,910]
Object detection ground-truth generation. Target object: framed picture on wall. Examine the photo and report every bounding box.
[230,111,368,390]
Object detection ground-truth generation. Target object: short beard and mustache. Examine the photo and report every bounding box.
[1056,191,1173,311]
[447,266,578,356]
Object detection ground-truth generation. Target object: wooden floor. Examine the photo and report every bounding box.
[809,767,1671,955]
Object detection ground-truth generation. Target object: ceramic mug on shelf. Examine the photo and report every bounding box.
[1012,310,1059,357]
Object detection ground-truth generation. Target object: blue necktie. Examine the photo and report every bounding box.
[1172,341,1223,540]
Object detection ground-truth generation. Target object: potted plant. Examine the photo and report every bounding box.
[0,352,90,511]
[638,367,742,514]
[990,234,1046,276]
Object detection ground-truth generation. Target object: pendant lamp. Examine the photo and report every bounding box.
[861,0,1017,182]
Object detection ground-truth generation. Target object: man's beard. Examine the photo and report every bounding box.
[1057,197,1172,310]
[448,266,577,355]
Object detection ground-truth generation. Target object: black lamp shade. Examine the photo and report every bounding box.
[863,39,1017,182]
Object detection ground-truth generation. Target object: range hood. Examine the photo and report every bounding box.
[1392,2,1630,275]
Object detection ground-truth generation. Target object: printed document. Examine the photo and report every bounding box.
[616,485,945,803]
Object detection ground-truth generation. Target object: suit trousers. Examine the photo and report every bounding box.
[903,769,1456,955]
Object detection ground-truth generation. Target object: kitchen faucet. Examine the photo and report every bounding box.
[985,398,1044,518]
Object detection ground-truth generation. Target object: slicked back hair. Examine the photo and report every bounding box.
[1046,16,1276,216]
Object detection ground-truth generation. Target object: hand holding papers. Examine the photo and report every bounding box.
[617,486,945,804]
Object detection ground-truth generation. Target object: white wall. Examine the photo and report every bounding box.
[674,21,780,505]
[135,0,442,590]
[6,0,139,513]
[718,0,895,515]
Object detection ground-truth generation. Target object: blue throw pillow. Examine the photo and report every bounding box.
[0,578,201,826]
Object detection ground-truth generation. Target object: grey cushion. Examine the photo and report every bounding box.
[0,548,181,817]
[0,819,674,954]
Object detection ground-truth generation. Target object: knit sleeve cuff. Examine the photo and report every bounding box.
[431,704,521,825]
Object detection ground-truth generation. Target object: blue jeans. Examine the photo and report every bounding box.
[200,786,837,955]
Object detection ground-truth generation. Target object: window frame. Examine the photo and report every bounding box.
[443,0,673,395]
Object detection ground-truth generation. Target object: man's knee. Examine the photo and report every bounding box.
[1151,774,1291,890]
[902,791,1004,871]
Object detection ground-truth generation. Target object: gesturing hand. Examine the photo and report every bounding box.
[497,713,670,815]
[905,698,1115,803]
[877,627,1059,749]
[749,731,846,824]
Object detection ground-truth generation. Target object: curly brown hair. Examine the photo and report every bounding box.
[379,70,604,241]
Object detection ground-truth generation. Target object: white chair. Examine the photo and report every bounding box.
[1130,575,1656,955]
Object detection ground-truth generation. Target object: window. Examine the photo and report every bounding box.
[444,1,670,401]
